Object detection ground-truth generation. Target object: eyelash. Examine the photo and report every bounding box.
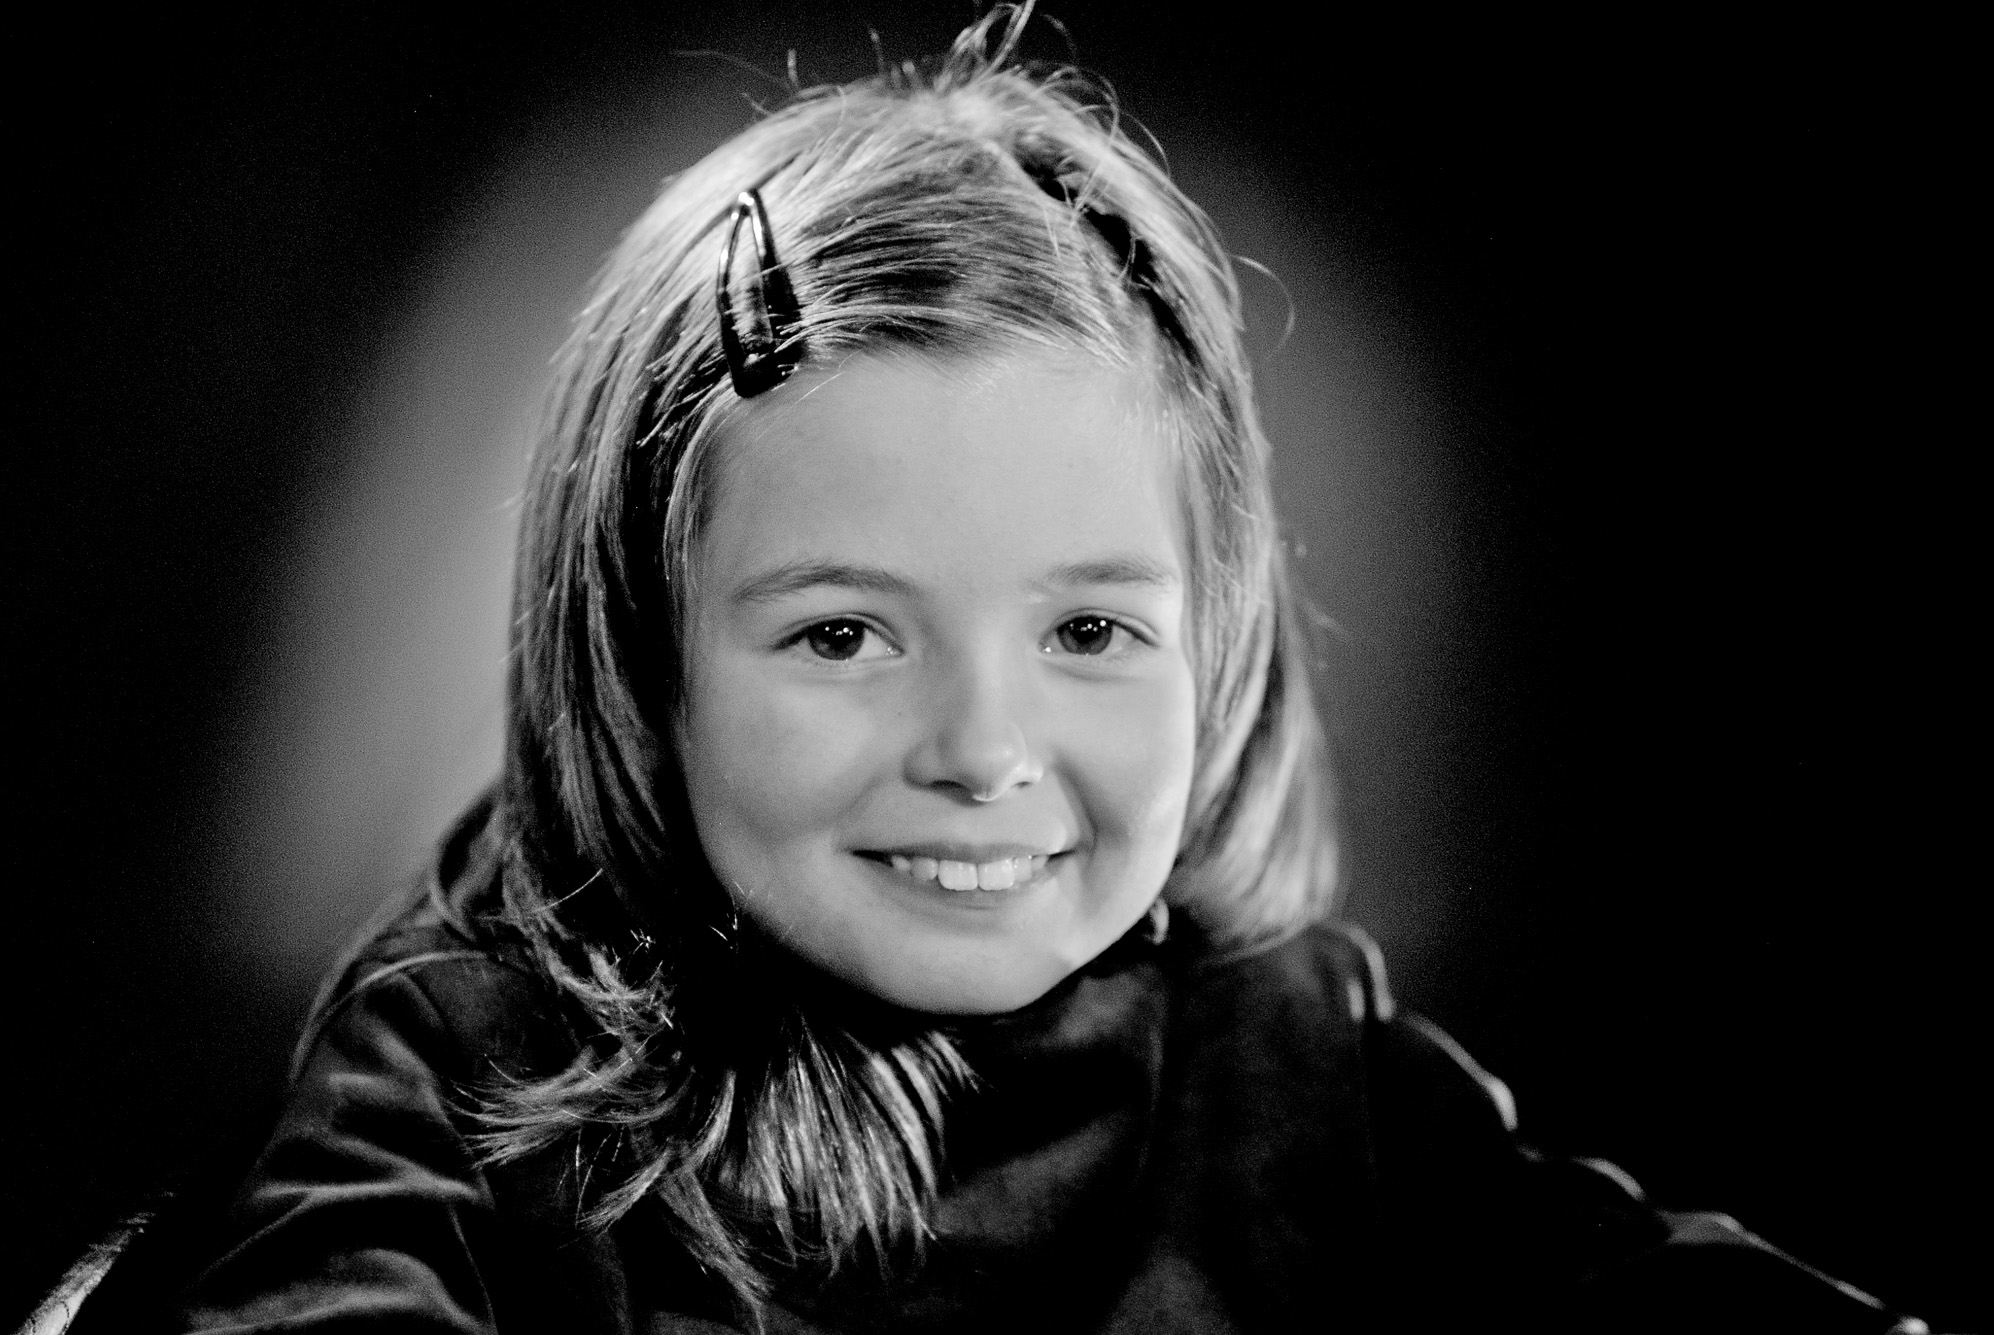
[1044,614,1145,658]
[782,614,1151,664]
[785,618,895,664]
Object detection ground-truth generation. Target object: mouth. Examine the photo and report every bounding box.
[858,847,1063,892]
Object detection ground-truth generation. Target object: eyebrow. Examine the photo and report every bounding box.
[730,560,921,606]
[1034,555,1181,593]
[728,552,1180,607]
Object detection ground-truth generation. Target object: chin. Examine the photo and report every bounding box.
[866,946,1082,1017]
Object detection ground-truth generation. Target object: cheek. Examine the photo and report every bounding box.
[1062,669,1199,850]
[678,658,881,858]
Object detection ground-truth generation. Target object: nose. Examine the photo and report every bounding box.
[906,652,1043,802]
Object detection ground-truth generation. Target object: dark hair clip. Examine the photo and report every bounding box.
[715,189,804,398]
[1027,167,1191,358]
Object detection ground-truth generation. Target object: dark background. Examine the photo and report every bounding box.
[9,3,1979,1328]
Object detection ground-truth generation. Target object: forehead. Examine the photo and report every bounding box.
[696,352,1181,591]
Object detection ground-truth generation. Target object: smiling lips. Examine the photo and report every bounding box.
[884,852,1053,891]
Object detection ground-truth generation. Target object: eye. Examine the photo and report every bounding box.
[795,618,892,662]
[1050,614,1123,656]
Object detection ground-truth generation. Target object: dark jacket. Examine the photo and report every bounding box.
[120,800,1915,1333]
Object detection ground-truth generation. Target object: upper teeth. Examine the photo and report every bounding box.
[888,853,1049,891]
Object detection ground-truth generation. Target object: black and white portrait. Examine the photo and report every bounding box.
[10,5,1976,1332]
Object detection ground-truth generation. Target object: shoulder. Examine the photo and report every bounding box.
[296,792,575,1089]
[165,802,615,1334]
[1176,920,1527,1130]
[1156,922,1923,1331]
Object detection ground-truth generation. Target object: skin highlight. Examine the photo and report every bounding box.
[675,351,1197,1013]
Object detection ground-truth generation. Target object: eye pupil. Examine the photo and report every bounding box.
[805,620,866,660]
[1056,616,1116,655]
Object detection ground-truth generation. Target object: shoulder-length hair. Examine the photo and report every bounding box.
[479,5,1336,1314]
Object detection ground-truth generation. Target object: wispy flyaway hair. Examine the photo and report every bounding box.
[483,4,1337,1312]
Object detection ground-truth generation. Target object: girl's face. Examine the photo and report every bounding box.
[677,352,1196,1014]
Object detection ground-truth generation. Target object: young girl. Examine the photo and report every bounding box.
[160,11,1921,1334]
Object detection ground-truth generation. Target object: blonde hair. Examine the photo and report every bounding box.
[481,5,1336,1314]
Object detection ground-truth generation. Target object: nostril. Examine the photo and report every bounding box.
[964,758,1040,803]
[908,695,1042,799]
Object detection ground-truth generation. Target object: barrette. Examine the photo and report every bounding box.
[715,189,805,398]
[1025,166,1189,357]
